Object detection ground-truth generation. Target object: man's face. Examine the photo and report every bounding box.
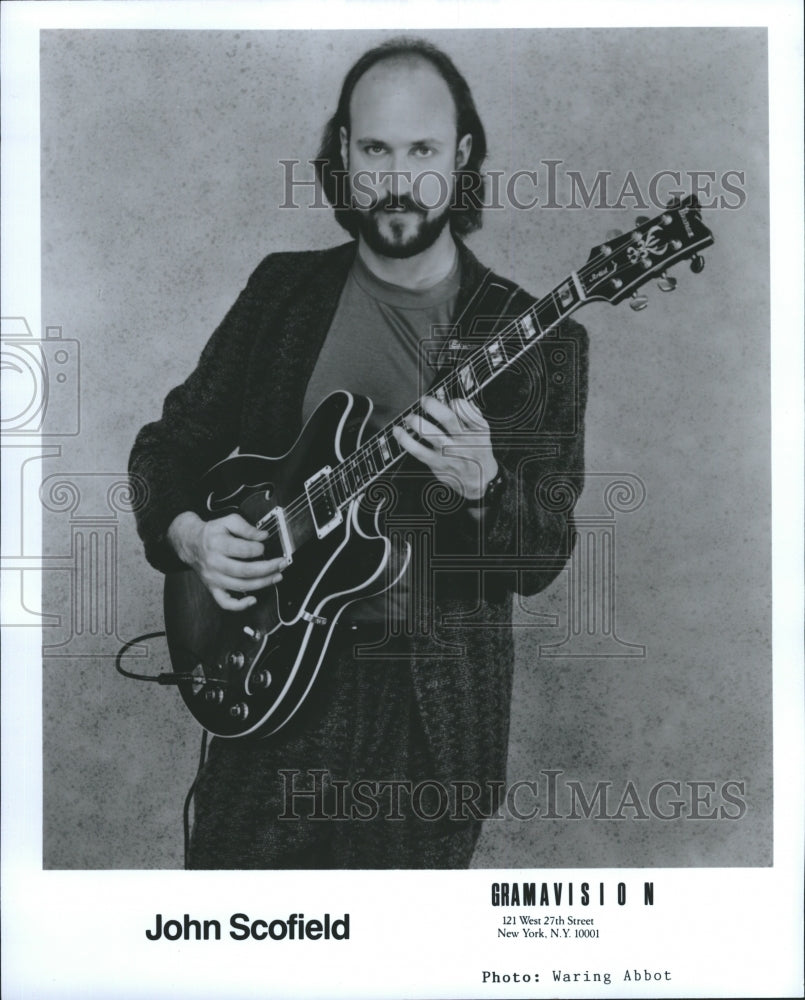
[340,58,472,259]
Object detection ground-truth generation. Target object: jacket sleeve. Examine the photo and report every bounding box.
[128,261,272,573]
[441,310,589,599]
[487,315,588,596]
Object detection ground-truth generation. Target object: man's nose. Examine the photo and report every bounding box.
[382,151,413,195]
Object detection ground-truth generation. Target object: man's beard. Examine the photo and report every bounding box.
[351,192,452,260]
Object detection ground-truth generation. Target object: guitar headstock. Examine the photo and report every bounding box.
[579,196,714,310]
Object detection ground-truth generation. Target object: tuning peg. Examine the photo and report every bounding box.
[629,292,649,312]
[656,272,677,292]
[635,216,650,226]
[605,229,623,241]
[689,254,705,274]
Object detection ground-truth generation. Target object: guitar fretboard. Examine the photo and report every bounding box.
[238,196,713,568]
[325,272,583,509]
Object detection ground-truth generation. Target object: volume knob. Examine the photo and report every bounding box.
[254,670,272,689]
[229,702,249,720]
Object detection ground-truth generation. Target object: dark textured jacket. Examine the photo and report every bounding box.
[129,239,588,783]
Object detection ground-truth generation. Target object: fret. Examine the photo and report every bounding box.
[333,467,348,505]
[538,298,561,332]
[369,439,386,474]
[378,431,393,464]
[474,351,492,384]
[520,311,538,342]
[344,461,358,495]
[433,383,449,406]
[544,276,582,327]
[457,360,478,396]
[387,427,403,459]
[487,338,505,370]
[362,448,376,478]
[329,266,582,510]
[357,453,373,485]
[556,279,575,309]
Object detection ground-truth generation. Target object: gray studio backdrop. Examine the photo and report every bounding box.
[39,28,770,868]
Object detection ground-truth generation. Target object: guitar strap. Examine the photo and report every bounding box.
[429,267,525,382]
[455,267,524,338]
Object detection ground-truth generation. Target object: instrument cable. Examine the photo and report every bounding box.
[114,631,201,685]
[115,630,209,867]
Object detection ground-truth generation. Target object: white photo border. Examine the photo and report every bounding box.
[2,2,802,998]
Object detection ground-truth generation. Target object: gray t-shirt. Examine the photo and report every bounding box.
[303,251,460,428]
[302,250,461,623]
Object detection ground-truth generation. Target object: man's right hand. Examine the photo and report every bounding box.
[167,511,289,611]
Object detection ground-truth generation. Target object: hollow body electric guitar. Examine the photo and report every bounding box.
[164,197,714,739]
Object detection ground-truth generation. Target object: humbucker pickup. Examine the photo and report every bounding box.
[304,466,343,538]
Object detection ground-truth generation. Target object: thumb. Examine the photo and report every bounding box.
[222,513,268,540]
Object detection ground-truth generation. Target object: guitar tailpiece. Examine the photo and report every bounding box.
[300,610,328,626]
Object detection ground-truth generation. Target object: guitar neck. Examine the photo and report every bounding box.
[255,197,712,547]
[327,272,583,509]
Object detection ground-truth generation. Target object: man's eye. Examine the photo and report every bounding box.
[413,147,434,158]
[363,144,386,155]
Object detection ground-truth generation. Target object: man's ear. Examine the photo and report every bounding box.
[456,133,472,170]
[339,126,349,170]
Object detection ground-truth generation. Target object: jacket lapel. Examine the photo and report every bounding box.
[252,242,357,453]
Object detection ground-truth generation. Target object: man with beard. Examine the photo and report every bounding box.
[129,37,587,868]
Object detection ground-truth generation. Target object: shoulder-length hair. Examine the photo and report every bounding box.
[314,37,488,238]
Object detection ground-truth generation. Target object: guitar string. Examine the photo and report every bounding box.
[251,241,607,537]
[249,298,545,546]
[323,213,709,511]
[246,216,706,547]
[254,241,636,535]
[253,231,700,547]
[251,222,706,545]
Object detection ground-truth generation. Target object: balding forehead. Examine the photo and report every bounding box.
[349,56,458,125]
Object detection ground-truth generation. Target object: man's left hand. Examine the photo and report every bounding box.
[393,395,498,502]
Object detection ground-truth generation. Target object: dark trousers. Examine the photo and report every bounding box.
[187,635,482,869]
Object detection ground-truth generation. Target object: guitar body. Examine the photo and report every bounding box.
[164,391,410,738]
[159,197,714,740]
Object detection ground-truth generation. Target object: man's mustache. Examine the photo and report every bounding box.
[367,193,428,215]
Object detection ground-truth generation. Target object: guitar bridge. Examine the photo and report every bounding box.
[304,466,343,539]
